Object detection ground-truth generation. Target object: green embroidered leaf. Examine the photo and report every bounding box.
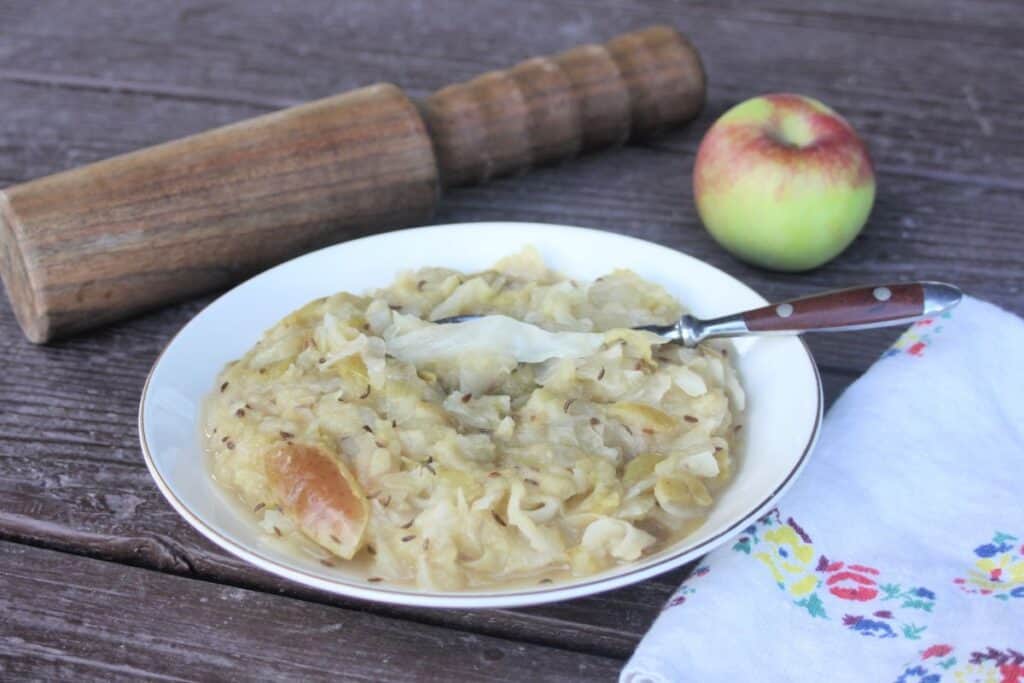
[993,531,1017,545]
[733,526,761,553]
[900,598,934,612]
[880,583,901,599]
[795,593,828,619]
[938,657,957,670]
[901,624,925,640]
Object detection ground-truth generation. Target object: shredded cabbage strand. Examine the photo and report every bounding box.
[386,314,604,365]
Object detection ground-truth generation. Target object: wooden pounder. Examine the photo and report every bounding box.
[0,26,705,343]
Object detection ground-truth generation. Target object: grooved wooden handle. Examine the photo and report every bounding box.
[743,284,926,332]
[423,25,705,186]
[0,25,705,343]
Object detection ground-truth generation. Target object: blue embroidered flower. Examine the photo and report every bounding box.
[911,587,935,600]
[843,615,897,638]
[974,541,1012,558]
[892,667,937,683]
[894,666,940,683]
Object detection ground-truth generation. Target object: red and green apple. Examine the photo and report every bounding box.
[693,93,875,271]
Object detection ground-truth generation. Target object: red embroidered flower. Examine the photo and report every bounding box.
[826,564,880,601]
[922,644,953,659]
[908,342,926,356]
[666,595,687,608]
[999,663,1024,683]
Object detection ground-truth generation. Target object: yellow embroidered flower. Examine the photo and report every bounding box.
[953,663,1000,683]
[967,553,1024,591]
[754,525,818,598]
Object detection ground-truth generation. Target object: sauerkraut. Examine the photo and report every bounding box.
[204,248,744,590]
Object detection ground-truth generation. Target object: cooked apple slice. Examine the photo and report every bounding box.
[265,443,369,559]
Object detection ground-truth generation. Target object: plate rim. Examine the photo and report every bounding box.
[138,221,824,609]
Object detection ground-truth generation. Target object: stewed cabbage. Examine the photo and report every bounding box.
[204,249,744,589]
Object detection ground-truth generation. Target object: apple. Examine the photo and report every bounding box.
[692,93,875,271]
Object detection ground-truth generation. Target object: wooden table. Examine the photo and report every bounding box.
[2,1,1021,680]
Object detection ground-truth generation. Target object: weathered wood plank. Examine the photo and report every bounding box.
[0,86,1020,315]
[2,0,1022,322]
[0,0,1022,672]
[2,0,1024,187]
[0,541,621,681]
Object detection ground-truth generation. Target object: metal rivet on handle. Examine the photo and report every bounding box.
[873,287,892,302]
[776,303,794,318]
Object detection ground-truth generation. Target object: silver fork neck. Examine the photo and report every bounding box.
[636,314,747,347]
[686,313,748,345]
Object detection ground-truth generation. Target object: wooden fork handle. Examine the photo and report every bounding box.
[742,283,962,333]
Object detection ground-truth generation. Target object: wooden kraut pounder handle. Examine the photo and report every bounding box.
[0,26,704,343]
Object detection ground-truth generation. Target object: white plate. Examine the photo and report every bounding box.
[139,222,822,609]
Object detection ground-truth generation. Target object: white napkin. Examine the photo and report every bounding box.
[622,296,1024,683]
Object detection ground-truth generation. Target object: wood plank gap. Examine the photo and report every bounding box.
[0,438,137,465]
[0,526,636,662]
[874,163,1024,192]
[0,540,623,681]
[0,68,299,110]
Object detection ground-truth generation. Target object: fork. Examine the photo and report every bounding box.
[437,282,962,347]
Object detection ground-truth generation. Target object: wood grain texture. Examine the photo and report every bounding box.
[1,0,1023,678]
[0,541,621,682]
